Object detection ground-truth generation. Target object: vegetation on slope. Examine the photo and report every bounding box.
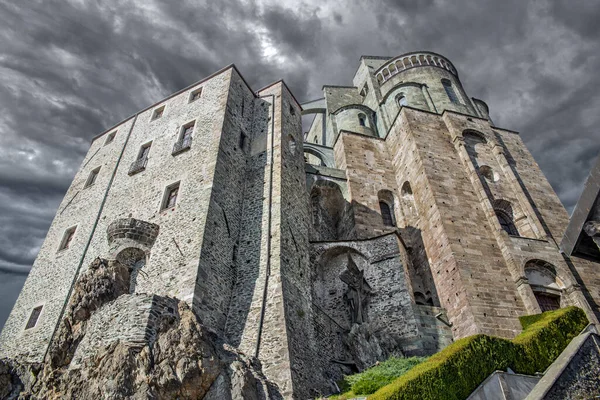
[367,306,588,400]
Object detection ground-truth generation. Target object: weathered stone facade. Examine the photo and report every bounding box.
[2,51,600,398]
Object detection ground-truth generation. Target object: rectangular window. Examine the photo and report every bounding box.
[129,143,151,175]
[59,226,76,251]
[189,87,202,103]
[161,182,180,210]
[181,122,194,141]
[104,131,116,145]
[138,143,151,160]
[173,122,194,155]
[25,306,43,330]
[152,105,165,120]
[442,79,460,104]
[84,167,100,188]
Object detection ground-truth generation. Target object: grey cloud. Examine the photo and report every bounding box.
[0,0,599,330]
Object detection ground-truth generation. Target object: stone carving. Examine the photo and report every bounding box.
[583,220,600,250]
[340,254,372,324]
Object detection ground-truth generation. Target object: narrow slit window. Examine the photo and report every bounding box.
[25,306,43,330]
[162,182,180,210]
[189,87,202,103]
[239,132,247,151]
[358,113,366,127]
[59,227,76,250]
[152,106,165,120]
[84,167,100,188]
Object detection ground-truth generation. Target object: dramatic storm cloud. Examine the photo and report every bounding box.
[1,0,599,328]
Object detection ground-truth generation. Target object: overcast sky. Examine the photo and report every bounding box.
[1,0,600,329]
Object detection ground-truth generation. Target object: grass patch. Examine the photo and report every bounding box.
[340,356,427,395]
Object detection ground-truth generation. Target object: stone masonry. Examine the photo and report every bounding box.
[2,51,600,398]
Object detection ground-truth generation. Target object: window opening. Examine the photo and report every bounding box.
[189,87,202,102]
[152,106,165,120]
[162,182,180,210]
[25,306,43,330]
[358,113,366,127]
[380,201,395,227]
[104,131,116,145]
[84,167,100,188]
[442,79,460,103]
[59,227,76,250]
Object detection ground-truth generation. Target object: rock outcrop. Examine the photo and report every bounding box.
[0,258,281,400]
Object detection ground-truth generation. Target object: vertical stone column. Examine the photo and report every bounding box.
[515,277,542,314]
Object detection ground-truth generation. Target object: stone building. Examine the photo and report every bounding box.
[1,51,599,398]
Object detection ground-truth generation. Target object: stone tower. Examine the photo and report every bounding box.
[1,52,600,398]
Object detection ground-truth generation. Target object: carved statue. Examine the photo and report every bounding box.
[340,253,372,324]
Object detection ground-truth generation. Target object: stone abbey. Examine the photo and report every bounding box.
[2,51,600,398]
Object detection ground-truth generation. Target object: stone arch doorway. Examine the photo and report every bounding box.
[116,247,147,293]
[524,259,564,312]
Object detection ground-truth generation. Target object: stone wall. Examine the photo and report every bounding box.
[70,294,179,367]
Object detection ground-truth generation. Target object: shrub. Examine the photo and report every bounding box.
[368,307,588,400]
[343,357,426,395]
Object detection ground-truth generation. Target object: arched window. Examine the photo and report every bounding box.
[442,79,460,104]
[358,113,366,127]
[496,210,518,236]
[116,248,146,293]
[493,199,519,236]
[379,201,395,227]
[396,94,408,107]
[378,189,396,227]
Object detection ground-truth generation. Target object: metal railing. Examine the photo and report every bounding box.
[172,136,193,155]
[128,156,148,175]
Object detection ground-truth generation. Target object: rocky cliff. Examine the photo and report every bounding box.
[0,258,281,400]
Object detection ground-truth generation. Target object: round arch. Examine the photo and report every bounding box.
[116,247,147,294]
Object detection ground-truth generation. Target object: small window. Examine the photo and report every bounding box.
[360,85,369,97]
[59,227,77,251]
[181,122,194,141]
[138,143,151,160]
[189,87,202,103]
[161,182,180,210]
[289,104,296,116]
[358,113,366,127]
[380,201,395,227]
[396,94,408,107]
[152,106,165,120]
[313,135,318,144]
[442,79,460,104]
[104,131,116,145]
[84,167,100,188]
[25,306,43,330]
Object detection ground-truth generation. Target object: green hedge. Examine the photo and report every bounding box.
[369,307,588,400]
